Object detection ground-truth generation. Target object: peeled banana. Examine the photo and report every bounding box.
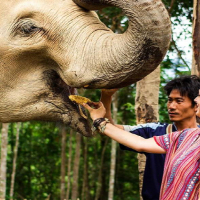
[69,95,91,104]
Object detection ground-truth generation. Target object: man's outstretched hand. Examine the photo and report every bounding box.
[82,101,106,121]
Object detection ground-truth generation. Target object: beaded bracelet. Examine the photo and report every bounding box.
[93,118,106,128]
[98,119,110,133]
[92,118,110,134]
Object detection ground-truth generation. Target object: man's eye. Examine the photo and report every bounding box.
[177,100,183,103]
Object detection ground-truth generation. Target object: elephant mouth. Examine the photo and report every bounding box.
[43,69,88,115]
[43,69,92,136]
[43,69,75,97]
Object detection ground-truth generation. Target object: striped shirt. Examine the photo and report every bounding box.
[122,122,177,200]
[154,128,200,200]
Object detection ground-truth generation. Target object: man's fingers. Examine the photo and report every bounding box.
[87,102,99,108]
[82,102,102,110]
[82,101,106,120]
[82,103,92,111]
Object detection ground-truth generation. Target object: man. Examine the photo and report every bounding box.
[100,75,200,200]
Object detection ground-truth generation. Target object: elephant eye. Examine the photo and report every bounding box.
[14,20,43,37]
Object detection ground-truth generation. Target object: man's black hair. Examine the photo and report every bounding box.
[164,75,200,107]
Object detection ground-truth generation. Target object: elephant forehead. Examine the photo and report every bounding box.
[0,0,77,26]
[6,0,77,15]
[0,0,98,43]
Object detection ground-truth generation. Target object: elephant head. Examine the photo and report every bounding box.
[0,0,171,136]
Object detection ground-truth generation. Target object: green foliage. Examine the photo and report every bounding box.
[6,122,61,200]
[97,7,128,33]
[117,86,136,125]
[163,0,193,22]
[5,122,139,200]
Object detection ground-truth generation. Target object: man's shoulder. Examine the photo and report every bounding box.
[123,122,169,133]
[138,122,169,129]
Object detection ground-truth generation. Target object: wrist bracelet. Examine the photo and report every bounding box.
[98,119,110,133]
[92,118,110,134]
[93,118,106,128]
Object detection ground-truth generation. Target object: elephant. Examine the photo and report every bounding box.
[0,0,171,136]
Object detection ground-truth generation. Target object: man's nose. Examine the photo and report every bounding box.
[168,102,176,110]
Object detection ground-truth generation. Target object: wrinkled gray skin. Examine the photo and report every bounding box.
[0,0,171,136]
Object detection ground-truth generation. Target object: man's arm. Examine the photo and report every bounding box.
[101,89,157,140]
[82,102,166,154]
[100,89,124,129]
[104,123,165,154]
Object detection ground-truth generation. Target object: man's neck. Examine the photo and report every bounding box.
[174,120,198,131]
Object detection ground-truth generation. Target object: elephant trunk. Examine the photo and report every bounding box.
[69,0,171,88]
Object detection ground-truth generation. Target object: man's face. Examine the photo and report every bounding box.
[167,89,197,123]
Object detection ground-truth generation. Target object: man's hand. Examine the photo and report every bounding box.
[82,102,106,121]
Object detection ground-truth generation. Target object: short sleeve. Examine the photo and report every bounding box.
[123,125,138,132]
[154,134,170,151]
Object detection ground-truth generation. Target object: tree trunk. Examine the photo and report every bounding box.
[10,122,21,200]
[135,66,160,200]
[60,124,66,200]
[71,133,82,200]
[191,0,200,75]
[81,137,89,200]
[108,92,118,200]
[94,137,109,200]
[66,129,73,200]
[0,123,9,199]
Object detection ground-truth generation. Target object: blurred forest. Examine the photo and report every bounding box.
[0,0,195,199]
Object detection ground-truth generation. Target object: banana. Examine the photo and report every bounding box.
[69,95,91,104]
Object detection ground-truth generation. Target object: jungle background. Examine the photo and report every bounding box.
[0,0,197,199]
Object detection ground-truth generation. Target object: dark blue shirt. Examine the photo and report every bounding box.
[120,122,177,200]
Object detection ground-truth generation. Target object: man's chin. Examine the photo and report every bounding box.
[169,117,179,122]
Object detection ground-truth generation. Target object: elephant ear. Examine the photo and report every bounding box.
[72,0,109,10]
